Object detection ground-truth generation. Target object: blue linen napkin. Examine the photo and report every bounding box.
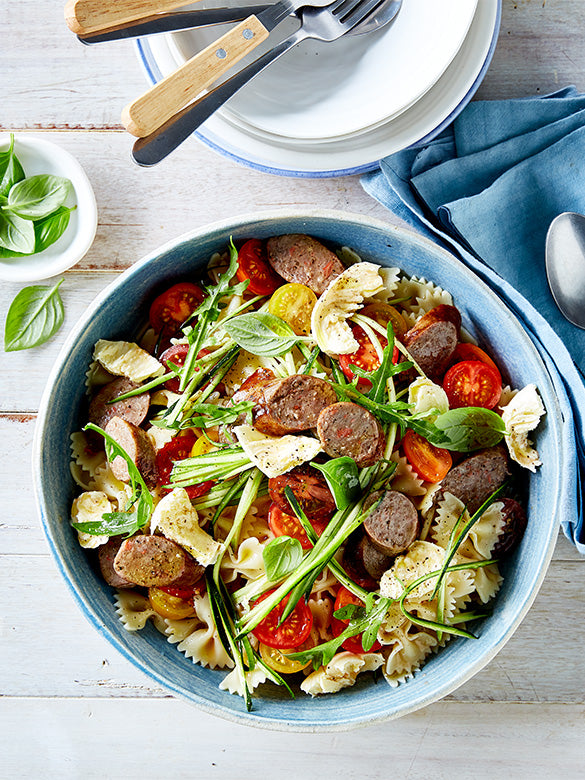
[361,87,585,553]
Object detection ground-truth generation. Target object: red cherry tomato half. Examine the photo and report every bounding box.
[156,432,214,500]
[268,463,336,520]
[267,503,330,550]
[331,586,381,654]
[450,342,499,372]
[149,282,205,336]
[158,585,198,600]
[251,590,313,649]
[338,324,386,392]
[159,346,216,394]
[236,239,283,296]
[443,360,502,409]
[402,428,453,483]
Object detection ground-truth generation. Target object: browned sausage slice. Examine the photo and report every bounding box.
[268,463,336,520]
[97,537,134,588]
[317,402,385,467]
[253,374,338,436]
[113,534,204,588]
[104,416,157,488]
[231,368,276,406]
[89,377,150,430]
[439,445,509,515]
[403,305,461,381]
[363,490,419,557]
[266,234,345,295]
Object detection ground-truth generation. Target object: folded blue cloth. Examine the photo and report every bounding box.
[362,87,585,553]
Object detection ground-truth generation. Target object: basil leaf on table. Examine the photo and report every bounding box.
[4,278,65,352]
[262,535,303,582]
[431,407,508,451]
[0,210,35,254]
[222,311,300,356]
[311,456,361,510]
[0,134,25,196]
[6,174,72,220]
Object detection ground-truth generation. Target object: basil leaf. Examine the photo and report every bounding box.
[34,205,74,252]
[222,311,299,357]
[311,457,361,511]
[262,535,303,581]
[0,135,25,196]
[73,511,141,538]
[6,174,72,220]
[0,211,35,254]
[4,278,65,352]
[431,407,507,452]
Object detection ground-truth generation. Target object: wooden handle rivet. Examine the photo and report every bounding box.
[216,48,227,59]
[242,28,255,39]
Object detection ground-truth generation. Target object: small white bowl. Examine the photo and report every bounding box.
[0,134,97,283]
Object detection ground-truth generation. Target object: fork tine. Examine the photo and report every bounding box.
[328,0,358,14]
[341,0,386,27]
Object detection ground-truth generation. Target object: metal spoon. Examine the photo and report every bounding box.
[545,212,585,329]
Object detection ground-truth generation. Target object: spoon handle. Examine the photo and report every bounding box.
[64,0,197,36]
[121,16,271,138]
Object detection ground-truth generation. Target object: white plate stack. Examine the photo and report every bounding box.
[137,0,501,176]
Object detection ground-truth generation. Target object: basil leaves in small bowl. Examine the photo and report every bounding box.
[0,134,97,282]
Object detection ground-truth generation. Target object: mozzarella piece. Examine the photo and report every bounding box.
[71,490,112,548]
[93,339,164,383]
[150,488,222,566]
[310,262,385,356]
[233,424,322,479]
[408,377,450,419]
[500,384,545,472]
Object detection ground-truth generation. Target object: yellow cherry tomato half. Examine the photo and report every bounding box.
[360,302,408,340]
[190,428,219,457]
[259,642,313,674]
[148,587,196,620]
[268,283,317,336]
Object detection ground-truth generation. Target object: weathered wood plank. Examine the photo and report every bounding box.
[0,552,583,701]
[1,698,583,778]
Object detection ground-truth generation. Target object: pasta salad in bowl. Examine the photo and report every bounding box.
[34,211,563,730]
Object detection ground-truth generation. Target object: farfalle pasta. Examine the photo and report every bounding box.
[68,233,543,709]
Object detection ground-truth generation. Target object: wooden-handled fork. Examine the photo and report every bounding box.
[64,0,198,36]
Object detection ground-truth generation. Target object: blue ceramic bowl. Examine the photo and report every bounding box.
[33,210,562,731]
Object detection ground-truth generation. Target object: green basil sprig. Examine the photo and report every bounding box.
[431,407,508,451]
[6,174,72,220]
[4,278,65,352]
[0,134,25,196]
[262,536,303,582]
[221,311,300,357]
[311,457,361,511]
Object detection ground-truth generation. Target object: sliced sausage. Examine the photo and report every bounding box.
[317,402,385,467]
[97,536,134,588]
[268,463,336,520]
[403,305,461,381]
[266,234,345,295]
[89,377,150,430]
[252,374,338,436]
[363,490,419,557]
[113,534,204,588]
[343,530,392,587]
[104,416,157,488]
[231,368,276,406]
[438,445,509,515]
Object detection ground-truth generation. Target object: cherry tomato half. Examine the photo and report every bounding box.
[268,283,317,336]
[148,587,196,620]
[268,463,336,520]
[159,345,219,394]
[259,637,314,674]
[450,342,499,372]
[443,360,502,409]
[338,324,385,392]
[331,586,381,654]
[402,429,453,483]
[360,302,408,340]
[251,590,313,649]
[236,239,283,296]
[149,282,205,336]
[156,432,214,500]
[267,503,330,550]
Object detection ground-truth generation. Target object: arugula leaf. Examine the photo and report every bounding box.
[366,322,412,403]
[0,134,25,196]
[73,511,142,538]
[262,536,303,581]
[5,174,72,220]
[4,278,65,352]
[221,311,299,357]
[0,210,35,254]
[311,457,361,511]
[431,407,507,451]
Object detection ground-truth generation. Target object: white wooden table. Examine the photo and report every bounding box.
[2,2,584,777]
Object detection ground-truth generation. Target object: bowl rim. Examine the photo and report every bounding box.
[32,208,562,731]
[0,133,98,282]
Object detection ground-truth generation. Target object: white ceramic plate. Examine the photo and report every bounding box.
[0,135,97,282]
[169,0,478,141]
[136,0,500,176]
